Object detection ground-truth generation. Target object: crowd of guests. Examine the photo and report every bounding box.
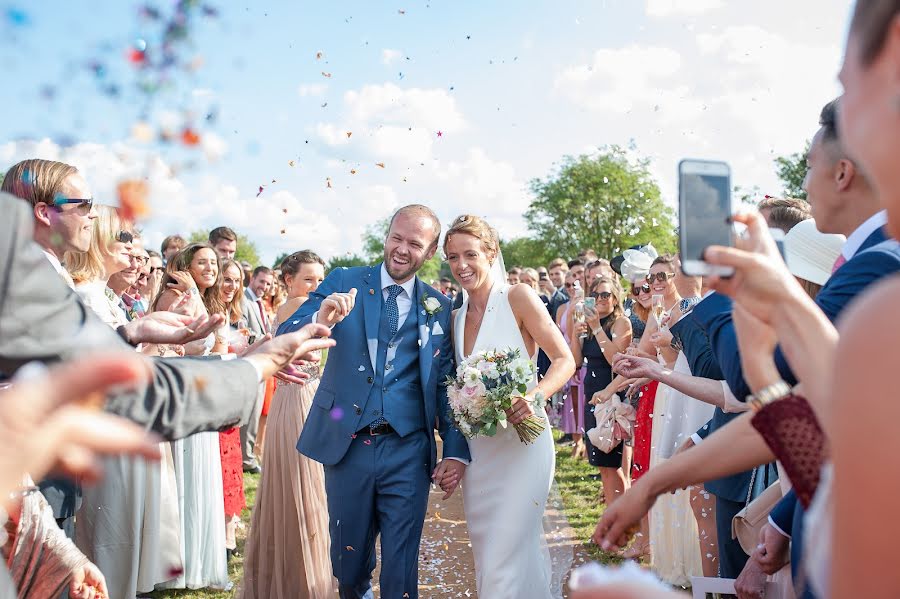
[0,158,336,597]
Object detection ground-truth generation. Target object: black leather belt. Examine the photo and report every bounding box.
[358,422,395,436]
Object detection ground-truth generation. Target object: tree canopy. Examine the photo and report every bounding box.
[525,147,677,262]
[774,141,809,201]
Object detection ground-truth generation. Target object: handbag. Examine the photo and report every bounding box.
[750,394,828,509]
[732,481,783,555]
[586,395,636,454]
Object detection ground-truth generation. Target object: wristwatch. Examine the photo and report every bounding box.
[746,380,792,411]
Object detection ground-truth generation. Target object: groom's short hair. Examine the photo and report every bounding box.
[389,204,441,248]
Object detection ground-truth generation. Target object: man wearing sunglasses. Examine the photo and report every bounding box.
[1,160,97,281]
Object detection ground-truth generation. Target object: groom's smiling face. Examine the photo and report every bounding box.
[384,212,438,283]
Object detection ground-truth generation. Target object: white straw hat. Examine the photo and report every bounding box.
[784,218,846,286]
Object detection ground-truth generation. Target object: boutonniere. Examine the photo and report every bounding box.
[422,292,443,317]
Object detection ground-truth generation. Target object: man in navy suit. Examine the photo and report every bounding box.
[692,99,900,594]
[277,205,470,599]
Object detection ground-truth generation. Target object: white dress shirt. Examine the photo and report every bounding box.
[42,249,75,289]
[841,210,888,260]
[380,263,416,325]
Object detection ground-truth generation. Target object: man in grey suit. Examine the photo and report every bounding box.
[0,165,333,533]
[239,265,275,472]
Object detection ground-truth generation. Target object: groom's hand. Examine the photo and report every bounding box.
[318,288,358,326]
[432,459,466,499]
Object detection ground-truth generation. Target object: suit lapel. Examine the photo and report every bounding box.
[362,265,380,372]
[415,279,433,387]
[244,290,263,334]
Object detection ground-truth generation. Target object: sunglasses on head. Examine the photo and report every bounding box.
[51,197,93,212]
[632,283,651,296]
[646,272,675,283]
[591,291,613,300]
[114,230,134,244]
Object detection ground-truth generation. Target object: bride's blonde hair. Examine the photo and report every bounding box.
[443,215,500,261]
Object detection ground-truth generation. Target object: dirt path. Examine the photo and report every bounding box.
[372,441,590,598]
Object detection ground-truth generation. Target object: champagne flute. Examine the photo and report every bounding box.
[651,295,666,329]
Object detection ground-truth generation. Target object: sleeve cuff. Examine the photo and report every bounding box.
[311,310,337,330]
[768,515,792,540]
[443,457,470,465]
[239,357,266,383]
[690,433,703,445]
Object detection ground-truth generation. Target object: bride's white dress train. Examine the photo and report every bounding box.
[454,282,559,599]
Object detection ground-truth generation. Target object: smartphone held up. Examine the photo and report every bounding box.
[677,159,735,277]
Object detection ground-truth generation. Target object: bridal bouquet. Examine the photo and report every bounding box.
[446,347,546,444]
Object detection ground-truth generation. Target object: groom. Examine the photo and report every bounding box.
[277,204,470,599]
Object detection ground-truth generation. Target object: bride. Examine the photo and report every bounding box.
[443,215,575,599]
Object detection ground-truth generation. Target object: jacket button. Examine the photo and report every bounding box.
[367,376,373,384]
[355,406,362,415]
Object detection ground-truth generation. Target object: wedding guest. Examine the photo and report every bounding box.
[161,234,186,264]
[127,247,152,314]
[218,259,249,560]
[520,267,540,292]
[557,270,586,458]
[209,226,238,260]
[65,205,183,597]
[240,250,334,599]
[758,196,812,232]
[152,243,230,591]
[507,266,521,285]
[240,266,276,474]
[586,259,617,283]
[548,258,569,296]
[579,248,599,263]
[440,276,453,296]
[569,276,632,506]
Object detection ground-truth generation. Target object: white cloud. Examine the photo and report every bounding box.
[298,83,328,97]
[645,0,723,17]
[314,83,467,163]
[381,48,403,65]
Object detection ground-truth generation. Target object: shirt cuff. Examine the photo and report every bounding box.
[443,457,470,465]
[690,433,704,446]
[768,515,792,540]
[311,310,337,330]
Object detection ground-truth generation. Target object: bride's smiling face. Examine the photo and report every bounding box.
[446,233,494,292]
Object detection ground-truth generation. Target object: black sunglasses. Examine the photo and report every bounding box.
[591,291,613,300]
[52,197,93,212]
[632,283,651,296]
[114,230,134,244]
[646,272,675,283]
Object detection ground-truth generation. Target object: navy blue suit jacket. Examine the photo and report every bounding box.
[670,303,755,502]
[692,226,900,591]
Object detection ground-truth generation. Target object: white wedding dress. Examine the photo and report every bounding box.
[455,281,559,599]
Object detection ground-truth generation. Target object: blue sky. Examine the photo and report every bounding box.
[0,0,852,264]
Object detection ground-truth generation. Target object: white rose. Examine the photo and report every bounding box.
[424,296,442,313]
[475,359,501,380]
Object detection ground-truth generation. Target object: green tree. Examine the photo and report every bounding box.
[189,230,261,266]
[774,141,810,201]
[272,252,290,269]
[501,236,555,269]
[525,147,677,261]
[327,253,371,271]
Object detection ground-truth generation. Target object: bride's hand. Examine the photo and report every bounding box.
[506,395,536,426]
[431,459,466,500]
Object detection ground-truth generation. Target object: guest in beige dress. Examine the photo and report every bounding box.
[239,250,334,598]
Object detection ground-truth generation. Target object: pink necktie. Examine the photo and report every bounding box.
[256,299,268,329]
[832,255,847,274]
